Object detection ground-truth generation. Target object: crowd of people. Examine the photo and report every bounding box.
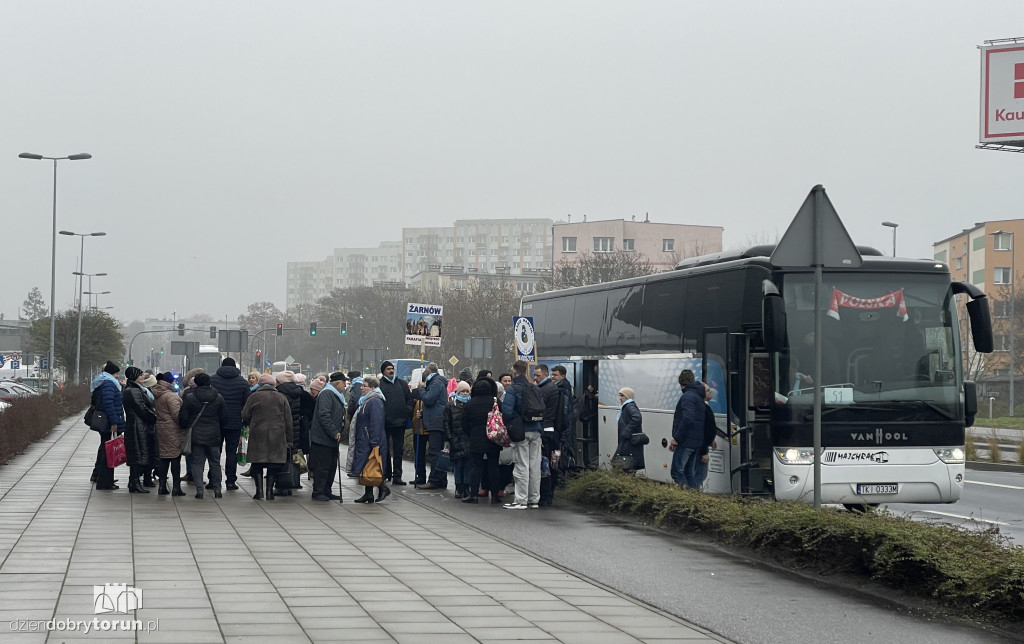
[86,357,718,505]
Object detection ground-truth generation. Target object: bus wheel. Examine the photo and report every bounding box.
[843,503,878,514]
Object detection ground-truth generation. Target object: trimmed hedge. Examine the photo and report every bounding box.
[0,385,90,464]
[565,469,1024,622]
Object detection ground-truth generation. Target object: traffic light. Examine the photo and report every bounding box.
[309,322,317,336]
[277,323,283,336]
[160,347,164,355]
[339,322,347,335]
[178,323,185,336]
[210,326,217,339]
[256,350,262,359]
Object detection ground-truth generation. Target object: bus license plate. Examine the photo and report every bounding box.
[856,483,897,495]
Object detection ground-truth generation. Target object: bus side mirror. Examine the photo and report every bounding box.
[762,289,786,353]
[966,299,994,353]
[964,380,977,427]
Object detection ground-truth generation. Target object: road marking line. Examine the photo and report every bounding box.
[966,480,1024,490]
[920,510,1007,526]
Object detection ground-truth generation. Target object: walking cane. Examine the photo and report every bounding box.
[337,442,344,504]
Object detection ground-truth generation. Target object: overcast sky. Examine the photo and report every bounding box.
[4,1,1023,324]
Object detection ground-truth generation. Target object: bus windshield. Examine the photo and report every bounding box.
[775,272,961,417]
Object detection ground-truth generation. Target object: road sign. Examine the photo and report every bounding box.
[0,356,5,368]
[11,360,20,370]
[40,357,49,370]
[514,316,536,362]
[449,356,459,367]
[265,360,272,367]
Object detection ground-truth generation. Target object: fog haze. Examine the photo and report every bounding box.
[3,1,1021,323]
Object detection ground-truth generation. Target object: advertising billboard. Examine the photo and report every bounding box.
[980,42,1024,145]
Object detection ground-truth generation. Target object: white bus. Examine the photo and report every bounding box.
[523,244,993,510]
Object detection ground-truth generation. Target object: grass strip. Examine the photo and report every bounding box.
[565,469,1024,622]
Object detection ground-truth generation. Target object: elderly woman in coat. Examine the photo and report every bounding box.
[350,376,389,504]
[613,387,645,473]
[242,373,294,501]
[122,366,158,493]
[152,372,185,496]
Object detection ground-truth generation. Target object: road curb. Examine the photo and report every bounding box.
[967,460,1024,473]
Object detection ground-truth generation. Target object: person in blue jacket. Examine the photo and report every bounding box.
[91,361,126,490]
[412,363,449,489]
[350,376,390,503]
[669,369,707,489]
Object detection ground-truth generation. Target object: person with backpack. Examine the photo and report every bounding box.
[501,360,544,509]
[534,364,560,506]
[552,365,575,485]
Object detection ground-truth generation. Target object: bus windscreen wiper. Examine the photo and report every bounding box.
[812,400,954,421]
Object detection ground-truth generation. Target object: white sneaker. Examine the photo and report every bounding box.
[503,502,527,510]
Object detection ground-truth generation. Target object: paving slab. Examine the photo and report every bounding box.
[0,414,723,644]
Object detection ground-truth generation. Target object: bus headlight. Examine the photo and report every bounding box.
[776,448,814,465]
[934,447,965,464]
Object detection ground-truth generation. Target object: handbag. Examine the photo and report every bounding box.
[610,453,634,471]
[358,445,384,487]
[276,457,302,489]
[105,433,127,468]
[86,407,110,432]
[631,432,650,447]
[506,416,526,443]
[293,449,308,474]
[435,449,452,473]
[486,401,511,447]
[237,427,249,465]
[180,401,208,457]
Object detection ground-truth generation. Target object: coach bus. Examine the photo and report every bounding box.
[522,245,993,509]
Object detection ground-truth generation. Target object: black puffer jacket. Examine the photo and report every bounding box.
[179,385,228,447]
[276,381,304,446]
[443,397,470,460]
[209,365,250,435]
[464,379,501,455]
[122,383,157,467]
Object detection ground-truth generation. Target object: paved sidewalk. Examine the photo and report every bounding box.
[0,414,723,643]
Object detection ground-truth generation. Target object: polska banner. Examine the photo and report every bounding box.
[827,288,908,321]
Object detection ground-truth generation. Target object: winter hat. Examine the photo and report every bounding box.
[275,370,295,384]
[258,374,276,385]
[194,372,211,387]
[124,366,143,382]
[103,360,120,375]
[380,360,394,372]
[310,378,326,394]
[329,372,347,383]
[140,374,157,388]
[221,357,236,367]
[458,367,473,382]
[157,372,176,384]
[456,381,471,395]
[183,368,205,387]
[294,373,307,386]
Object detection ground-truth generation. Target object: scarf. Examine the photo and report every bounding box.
[454,393,470,404]
[139,383,154,402]
[323,382,347,407]
[91,371,120,393]
[616,398,635,421]
[358,388,385,407]
[383,374,395,384]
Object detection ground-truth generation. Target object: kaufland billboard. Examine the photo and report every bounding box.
[980,42,1024,145]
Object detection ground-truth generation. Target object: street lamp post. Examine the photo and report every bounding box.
[882,221,898,257]
[85,291,111,310]
[19,152,92,393]
[77,273,108,310]
[61,231,106,385]
[994,230,1016,416]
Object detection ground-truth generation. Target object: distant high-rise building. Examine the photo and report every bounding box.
[286,242,403,313]
[552,217,723,271]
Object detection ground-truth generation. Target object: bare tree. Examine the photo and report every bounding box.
[440,278,521,372]
[540,251,655,292]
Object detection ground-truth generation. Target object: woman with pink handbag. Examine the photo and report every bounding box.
[90,361,125,491]
[462,378,504,504]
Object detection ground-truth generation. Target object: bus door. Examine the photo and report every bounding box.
[579,359,600,468]
[701,331,734,494]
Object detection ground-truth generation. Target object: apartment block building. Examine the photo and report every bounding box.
[933,218,1024,375]
[552,217,723,270]
[402,219,553,280]
[286,242,403,313]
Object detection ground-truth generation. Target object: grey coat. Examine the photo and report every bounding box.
[310,387,347,447]
[241,385,293,464]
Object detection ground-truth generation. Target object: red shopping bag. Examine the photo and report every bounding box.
[105,434,127,468]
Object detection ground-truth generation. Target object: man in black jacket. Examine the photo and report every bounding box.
[179,372,229,499]
[209,358,250,490]
[378,361,414,485]
[534,364,560,506]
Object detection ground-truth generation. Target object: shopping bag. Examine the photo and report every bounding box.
[236,427,249,465]
[105,434,127,468]
[293,449,308,474]
[486,401,511,447]
[435,449,452,473]
[276,459,301,489]
[358,446,384,487]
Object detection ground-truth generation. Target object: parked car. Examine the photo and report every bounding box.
[2,382,39,396]
[0,400,10,413]
[0,382,34,404]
